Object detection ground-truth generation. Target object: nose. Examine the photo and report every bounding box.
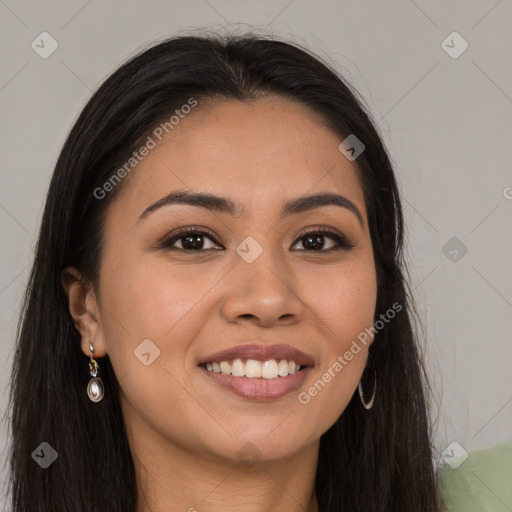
[220,255,305,328]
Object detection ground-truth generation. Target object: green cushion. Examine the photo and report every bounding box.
[438,441,512,511]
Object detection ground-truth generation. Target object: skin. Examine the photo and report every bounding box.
[63,97,377,512]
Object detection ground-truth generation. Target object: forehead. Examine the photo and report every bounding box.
[110,97,366,222]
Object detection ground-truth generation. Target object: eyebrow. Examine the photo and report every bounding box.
[137,190,364,227]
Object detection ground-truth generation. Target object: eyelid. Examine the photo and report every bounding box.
[292,226,355,250]
[159,225,223,248]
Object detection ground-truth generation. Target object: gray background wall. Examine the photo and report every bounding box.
[1,0,511,506]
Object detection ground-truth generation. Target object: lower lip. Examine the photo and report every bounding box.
[198,366,314,401]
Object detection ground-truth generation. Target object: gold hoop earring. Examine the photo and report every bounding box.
[87,342,104,403]
[358,352,376,410]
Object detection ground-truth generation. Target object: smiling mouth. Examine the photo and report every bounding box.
[199,358,308,380]
[197,343,315,400]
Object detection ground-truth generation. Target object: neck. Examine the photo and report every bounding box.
[123,403,319,512]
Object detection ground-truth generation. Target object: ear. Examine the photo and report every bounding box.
[61,267,107,358]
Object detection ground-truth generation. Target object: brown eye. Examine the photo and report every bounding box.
[291,229,354,252]
[161,228,223,251]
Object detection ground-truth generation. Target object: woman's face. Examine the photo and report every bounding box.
[88,98,377,464]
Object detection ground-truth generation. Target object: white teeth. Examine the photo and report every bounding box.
[278,359,289,377]
[220,361,232,375]
[261,360,279,379]
[245,359,262,378]
[231,359,245,377]
[204,358,303,379]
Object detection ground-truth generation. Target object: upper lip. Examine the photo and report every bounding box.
[198,343,315,367]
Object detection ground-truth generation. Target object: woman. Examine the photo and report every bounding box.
[7,33,443,511]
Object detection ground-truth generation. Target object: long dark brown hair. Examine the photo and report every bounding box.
[6,33,443,511]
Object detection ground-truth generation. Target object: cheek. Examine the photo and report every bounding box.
[95,250,230,395]
[294,264,376,433]
[98,253,215,340]
[306,262,377,345]
[95,253,213,435]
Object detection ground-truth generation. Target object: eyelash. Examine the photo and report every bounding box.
[160,226,355,252]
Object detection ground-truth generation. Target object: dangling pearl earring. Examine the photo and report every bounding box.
[87,342,104,403]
